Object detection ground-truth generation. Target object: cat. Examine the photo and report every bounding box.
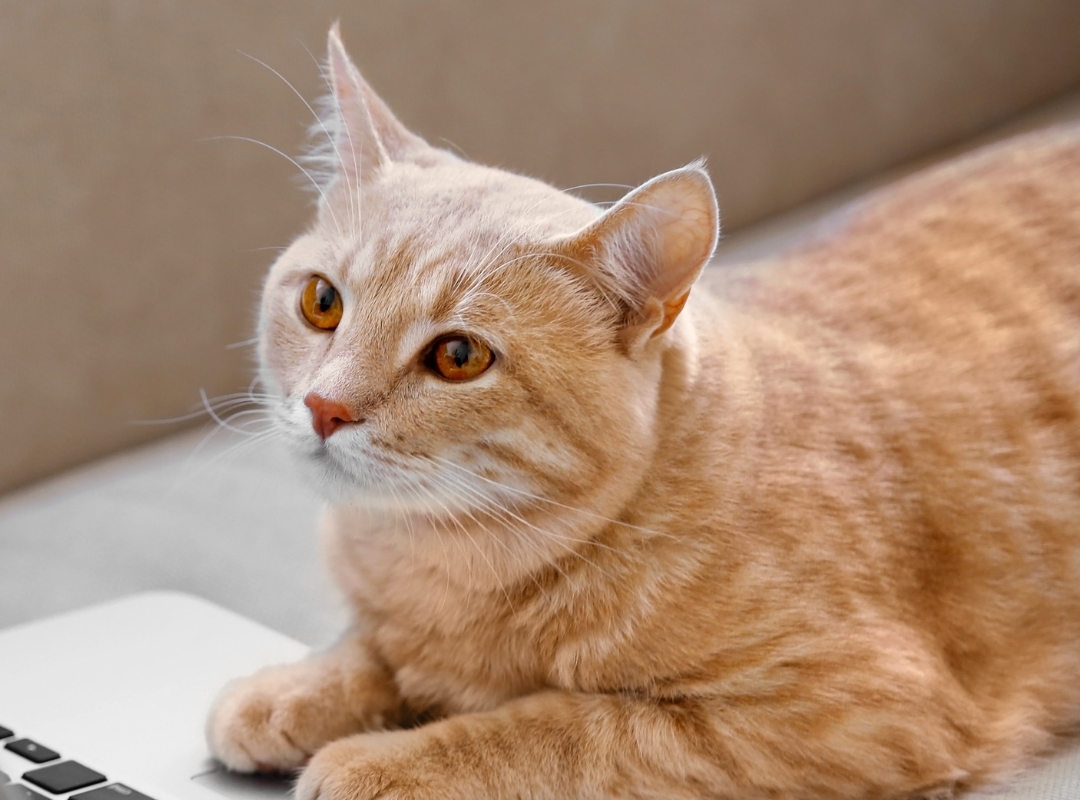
[206,24,1080,800]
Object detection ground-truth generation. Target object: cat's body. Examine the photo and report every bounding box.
[207,28,1080,800]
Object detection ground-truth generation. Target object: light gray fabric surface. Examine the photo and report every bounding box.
[967,744,1080,800]
[0,428,342,646]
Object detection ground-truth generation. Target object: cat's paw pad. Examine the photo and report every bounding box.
[207,666,359,774]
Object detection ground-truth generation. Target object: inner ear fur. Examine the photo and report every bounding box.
[557,162,719,345]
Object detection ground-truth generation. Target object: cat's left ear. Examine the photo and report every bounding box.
[557,162,719,349]
[325,24,429,185]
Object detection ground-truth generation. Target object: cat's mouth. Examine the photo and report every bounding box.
[298,438,485,514]
[296,436,359,481]
[306,440,356,476]
[298,437,403,503]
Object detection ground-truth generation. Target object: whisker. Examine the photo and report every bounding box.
[382,480,418,590]
[435,137,470,160]
[430,455,672,540]
[461,195,583,287]
[199,387,268,436]
[415,477,515,613]
[426,466,612,582]
[298,38,364,241]
[170,424,283,494]
[238,50,359,239]
[226,337,260,350]
[201,135,344,238]
[422,469,563,596]
[201,430,282,478]
[129,393,272,427]
[396,478,455,613]
[558,181,634,201]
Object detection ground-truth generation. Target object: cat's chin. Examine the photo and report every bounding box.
[295,446,373,502]
[295,445,420,512]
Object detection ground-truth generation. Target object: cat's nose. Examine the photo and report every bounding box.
[303,392,358,441]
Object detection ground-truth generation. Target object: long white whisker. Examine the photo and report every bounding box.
[425,465,618,582]
[396,478,455,612]
[423,469,566,593]
[199,387,265,436]
[202,135,344,237]
[558,181,634,198]
[172,425,283,494]
[300,38,363,241]
[460,191,592,288]
[431,455,671,540]
[382,480,418,587]
[415,476,515,613]
[315,54,363,241]
[130,393,274,427]
[238,51,359,239]
[226,337,260,350]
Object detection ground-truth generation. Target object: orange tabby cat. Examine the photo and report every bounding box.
[206,26,1080,800]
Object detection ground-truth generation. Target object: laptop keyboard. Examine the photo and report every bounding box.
[0,727,154,800]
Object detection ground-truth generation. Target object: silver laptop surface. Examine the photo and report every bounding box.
[0,594,305,800]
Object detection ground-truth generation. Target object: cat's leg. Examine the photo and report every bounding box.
[207,636,399,773]
[293,685,974,800]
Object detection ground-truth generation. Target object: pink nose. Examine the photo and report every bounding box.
[303,392,357,441]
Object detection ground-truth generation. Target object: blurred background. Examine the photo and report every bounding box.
[3,1,1080,495]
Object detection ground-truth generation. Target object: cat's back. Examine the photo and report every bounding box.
[699,123,1080,443]
[685,125,1080,726]
[703,121,1080,533]
[708,123,1080,335]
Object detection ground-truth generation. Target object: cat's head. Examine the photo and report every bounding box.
[259,26,718,538]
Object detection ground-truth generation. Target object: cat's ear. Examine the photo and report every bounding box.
[325,24,428,185]
[558,162,719,348]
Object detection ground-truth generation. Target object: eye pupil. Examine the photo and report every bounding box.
[428,335,494,381]
[448,340,471,367]
[300,275,343,330]
[316,284,336,313]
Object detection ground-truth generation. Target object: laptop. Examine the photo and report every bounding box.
[0,593,304,800]
[1,593,1078,800]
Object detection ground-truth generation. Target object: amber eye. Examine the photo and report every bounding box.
[299,275,343,330]
[426,335,495,381]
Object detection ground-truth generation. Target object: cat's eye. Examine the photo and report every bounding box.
[426,335,495,381]
[299,275,343,331]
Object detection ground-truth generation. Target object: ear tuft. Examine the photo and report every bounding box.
[316,25,430,191]
[325,25,388,184]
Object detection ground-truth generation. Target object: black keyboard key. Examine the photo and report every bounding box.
[0,727,12,740]
[74,785,156,800]
[23,762,106,795]
[2,785,49,800]
[3,741,58,765]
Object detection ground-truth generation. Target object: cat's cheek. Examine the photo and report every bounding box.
[258,321,306,399]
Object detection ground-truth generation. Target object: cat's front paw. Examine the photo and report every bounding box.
[295,731,441,800]
[207,661,389,774]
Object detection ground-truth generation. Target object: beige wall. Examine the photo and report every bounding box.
[3,1,1080,494]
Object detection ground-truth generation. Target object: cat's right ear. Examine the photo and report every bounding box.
[555,162,719,351]
[325,24,428,186]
